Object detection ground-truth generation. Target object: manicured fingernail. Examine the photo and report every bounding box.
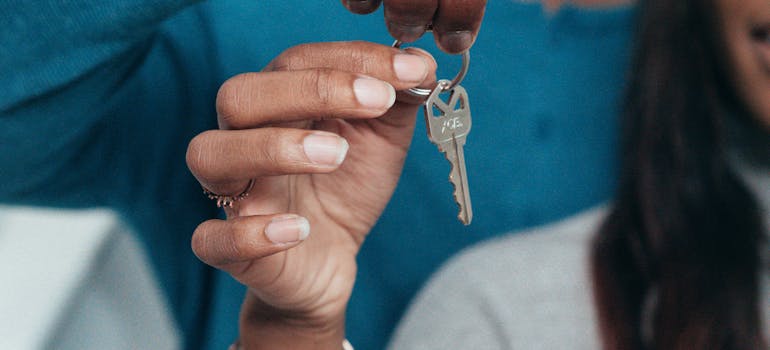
[265,215,310,244]
[354,77,396,109]
[393,54,429,83]
[438,31,473,54]
[303,133,349,166]
[387,22,427,42]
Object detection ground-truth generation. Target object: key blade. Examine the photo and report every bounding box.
[451,138,473,225]
[441,137,473,225]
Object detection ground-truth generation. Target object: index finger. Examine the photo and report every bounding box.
[432,0,487,54]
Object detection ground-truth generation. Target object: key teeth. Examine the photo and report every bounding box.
[447,161,472,225]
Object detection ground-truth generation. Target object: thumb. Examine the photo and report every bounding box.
[395,47,438,105]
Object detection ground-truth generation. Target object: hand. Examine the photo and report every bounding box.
[186,41,436,349]
[341,0,488,54]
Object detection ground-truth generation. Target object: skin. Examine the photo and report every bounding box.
[187,42,437,349]
[188,1,703,349]
[716,0,770,129]
[340,0,487,54]
[338,0,636,53]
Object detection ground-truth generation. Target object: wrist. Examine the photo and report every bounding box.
[238,292,347,350]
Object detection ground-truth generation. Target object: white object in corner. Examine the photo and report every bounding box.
[0,206,181,350]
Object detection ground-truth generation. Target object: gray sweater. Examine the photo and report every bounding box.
[389,162,770,349]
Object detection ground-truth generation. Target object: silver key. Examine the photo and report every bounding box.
[424,80,473,225]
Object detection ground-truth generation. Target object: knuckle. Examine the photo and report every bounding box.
[229,219,262,259]
[272,44,313,72]
[305,68,338,112]
[253,130,295,172]
[272,133,298,166]
[271,49,297,72]
[342,41,378,73]
[268,55,289,72]
[253,131,279,167]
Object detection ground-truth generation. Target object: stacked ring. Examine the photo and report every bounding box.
[202,179,255,208]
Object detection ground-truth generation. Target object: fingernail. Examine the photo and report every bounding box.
[438,31,473,54]
[354,77,396,109]
[393,54,429,83]
[303,133,349,166]
[265,215,310,244]
[387,22,427,42]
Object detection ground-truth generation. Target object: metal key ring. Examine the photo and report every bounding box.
[392,40,470,98]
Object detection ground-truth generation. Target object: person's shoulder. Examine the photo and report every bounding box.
[443,206,608,277]
[390,207,608,349]
[422,205,609,310]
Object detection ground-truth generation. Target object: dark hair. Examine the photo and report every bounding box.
[590,0,767,349]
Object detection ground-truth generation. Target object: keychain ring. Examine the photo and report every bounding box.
[392,40,470,97]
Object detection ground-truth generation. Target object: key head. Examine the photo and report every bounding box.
[424,81,472,145]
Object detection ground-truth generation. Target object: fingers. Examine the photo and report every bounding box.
[197,42,436,197]
[383,0,438,43]
[217,69,396,130]
[187,128,349,187]
[192,214,310,267]
[432,0,487,54]
[218,42,436,130]
[341,0,382,14]
[341,1,487,54]
[265,41,434,90]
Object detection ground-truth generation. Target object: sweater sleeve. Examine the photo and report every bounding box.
[388,210,608,350]
[0,0,216,208]
[0,0,201,111]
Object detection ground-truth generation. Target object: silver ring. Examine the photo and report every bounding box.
[392,40,470,98]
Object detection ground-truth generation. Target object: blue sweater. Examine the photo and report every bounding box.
[0,1,635,349]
